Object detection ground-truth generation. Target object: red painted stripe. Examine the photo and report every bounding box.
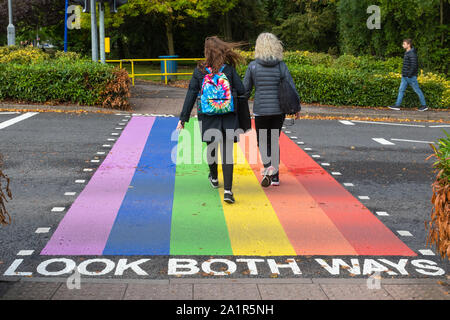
[239,130,358,255]
[279,132,416,256]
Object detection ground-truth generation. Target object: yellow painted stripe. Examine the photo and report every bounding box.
[218,143,296,256]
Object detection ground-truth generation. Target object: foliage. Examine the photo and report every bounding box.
[426,131,450,260]
[0,45,49,64]
[0,46,130,108]
[0,154,12,226]
[237,50,449,108]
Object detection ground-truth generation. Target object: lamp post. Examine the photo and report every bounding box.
[99,1,105,64]
[90,0,99,62]
[7,0,15,46]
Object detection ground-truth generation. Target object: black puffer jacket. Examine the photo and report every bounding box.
[402,48,419,78]
[243,59,297,116]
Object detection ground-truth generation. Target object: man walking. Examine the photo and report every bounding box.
[389,39,428,111]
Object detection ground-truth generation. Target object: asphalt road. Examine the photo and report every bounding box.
[0,112,448,282]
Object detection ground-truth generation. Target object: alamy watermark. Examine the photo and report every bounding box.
[367,5,381,30]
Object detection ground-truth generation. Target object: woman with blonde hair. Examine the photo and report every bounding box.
[177,36,246,204]
[243,32,300,187]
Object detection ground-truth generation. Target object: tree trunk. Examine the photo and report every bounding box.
[165,17,175,55]
[224,11,232,41]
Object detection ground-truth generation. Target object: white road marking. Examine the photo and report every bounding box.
[83,168,93,172]
[358,196,370,200]
[51,207,65,212]
[285,131,291,134]
[96,152,106,155]
[419,249,435,256]
[312,155,321,158]
[352,120,426,128]
[75,180,86,183]
[339,120,355,126]
[111,133,119,136]
[428,125,450,128]
[35,227,50,234]
[17,250,34,256]
[397,230,413,237]
[107,138,116,141]
[115,127,123,130]
[297,142,304,145]
[376,211,389,216]
[391,138,435,144]
[331,172,342,176]
[304,148,312,151]
[321,163,330,166]
[373,138,395,145]
[64,192,77,196]
[102,144,111,147]
[90,160,100,163]
[0,112,39,130]
[290,136,298,139]
[0,112,20,115]
[343,183,354,187]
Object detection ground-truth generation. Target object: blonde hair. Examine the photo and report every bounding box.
[254,33,283,61]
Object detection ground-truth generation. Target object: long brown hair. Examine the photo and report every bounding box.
[198,36,244,74]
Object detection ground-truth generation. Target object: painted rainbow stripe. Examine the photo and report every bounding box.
[41,117,416,256]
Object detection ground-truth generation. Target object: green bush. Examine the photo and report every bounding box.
[238,50,449,109]
[0,46,130,109]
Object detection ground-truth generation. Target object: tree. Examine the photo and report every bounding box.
[111,0,239,55]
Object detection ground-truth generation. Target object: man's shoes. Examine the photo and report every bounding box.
[261,166,275,188]
[271,173,280,186]
[388,105,401,111]
[418,105,428,112]
[208,173,219,189]
[224,191,235,204]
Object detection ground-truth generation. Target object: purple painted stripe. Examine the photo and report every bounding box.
[41,117,156,255]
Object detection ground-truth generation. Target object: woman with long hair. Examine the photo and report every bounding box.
[177,36,246,204]
[243,32,300,187]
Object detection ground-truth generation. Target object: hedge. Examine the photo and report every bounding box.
[237,51,449,109]
[0,47,131,110]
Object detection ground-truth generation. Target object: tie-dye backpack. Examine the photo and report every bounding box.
[198,65,234,115]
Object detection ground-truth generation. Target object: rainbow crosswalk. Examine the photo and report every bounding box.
[41,116,416,256]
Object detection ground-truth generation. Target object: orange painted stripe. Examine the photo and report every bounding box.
[279,132,416,256]
[238,130,358,255]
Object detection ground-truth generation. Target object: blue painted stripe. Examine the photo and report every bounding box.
[103,117,179,255]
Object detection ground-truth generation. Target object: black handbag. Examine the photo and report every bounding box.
[278,63,301,115]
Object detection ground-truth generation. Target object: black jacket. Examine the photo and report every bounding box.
[179,64,249,141]
[402,48,419,78]
[243,59,297,116]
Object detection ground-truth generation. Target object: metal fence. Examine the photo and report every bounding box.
[105,58,204,86]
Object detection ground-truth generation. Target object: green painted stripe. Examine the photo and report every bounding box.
[170,119,233,255]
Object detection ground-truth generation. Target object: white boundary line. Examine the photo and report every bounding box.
[391,138,435,144]
[352,120,426,128]
[372,138,395,145]
[0,112,39,130]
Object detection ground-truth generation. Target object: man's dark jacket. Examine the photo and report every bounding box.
[402,48,419,78]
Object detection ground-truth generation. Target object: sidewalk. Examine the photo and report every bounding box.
[1,277,448,300]
[0,80,449,122]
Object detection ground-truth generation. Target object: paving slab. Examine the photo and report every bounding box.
[193,284,261,300]
[319,284,393,300]
[258,284,328,300]
[382,284,449,300]
[0,281,61,300]
[124,284,193,300]
[51,283,127,300]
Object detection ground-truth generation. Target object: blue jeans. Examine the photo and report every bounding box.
[395,76,427,107]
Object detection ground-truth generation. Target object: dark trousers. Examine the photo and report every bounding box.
[255,114,285,173]
[206,134,234,191]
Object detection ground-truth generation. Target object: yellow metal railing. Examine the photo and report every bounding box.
[105,58,204,86]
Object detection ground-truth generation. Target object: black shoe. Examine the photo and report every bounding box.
[224,191,235,204]
[208,173,218,189]
[271,173,280,186]
[388,105,400,111]
[418,105,428,112]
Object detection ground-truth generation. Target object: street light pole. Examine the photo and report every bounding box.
[99,1,105,64]
[7,0,16,46]
[90,0,99,62]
